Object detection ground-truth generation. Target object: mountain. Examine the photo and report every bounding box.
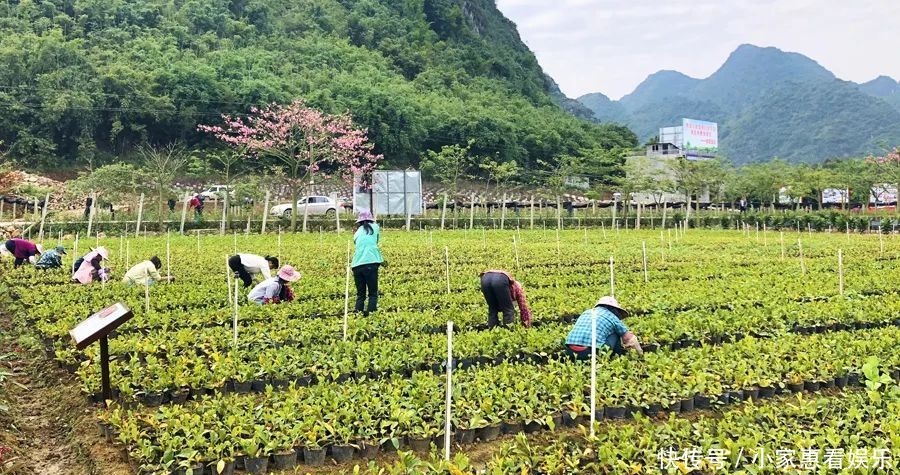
[0,0,636,171]
[858,76,900,112]
[577,44,900,164]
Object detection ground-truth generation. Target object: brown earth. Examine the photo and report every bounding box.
[0,312,132,475]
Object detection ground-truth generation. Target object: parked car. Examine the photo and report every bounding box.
[199,185,233,200]
[269,196,338,218]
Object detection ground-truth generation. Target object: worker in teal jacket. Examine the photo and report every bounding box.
[351,210,383,316]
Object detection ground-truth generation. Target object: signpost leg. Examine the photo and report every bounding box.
[100,336,111,405]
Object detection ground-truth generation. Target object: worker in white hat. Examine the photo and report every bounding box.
[565,296,642,359]
[72,246,111,284]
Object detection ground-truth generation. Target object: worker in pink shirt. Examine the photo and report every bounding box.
[72,247,111,284]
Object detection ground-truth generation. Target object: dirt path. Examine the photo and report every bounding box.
[0,313,132,475]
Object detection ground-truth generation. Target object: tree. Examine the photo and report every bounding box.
[671,158,728,220]
[69,163,144,206]
[421,140,473,198]
[199,100,382,231]
[139,143,191,228]
[478,158,519,189]
[621,156,674,208]
[191,148,254,228]
[824,158,877,209]
[0,141,20,195]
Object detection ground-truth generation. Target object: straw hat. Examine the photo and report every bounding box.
[595,296,629,318]
[356,210,374,223]
[95,246,109,260]
[277,265,301,282]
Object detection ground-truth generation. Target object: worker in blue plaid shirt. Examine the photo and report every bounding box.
[565,296,643,359]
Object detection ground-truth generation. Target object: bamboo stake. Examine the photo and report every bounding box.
[444,246,451,294]
[838,248,844,296]
[86,191,96,239]
[642,241,648,283]
[469,193,476,230]
[609,256,615,297]
[72,233,79,274]
[798,238,806,274]
[879,231,885,255]
[513,236,520,271]
[780,231,785,261]
[343,240,351,341]
[277,227,282,259]
[144,282,150,314]
[589,308,597,438]
[444,321,454,461]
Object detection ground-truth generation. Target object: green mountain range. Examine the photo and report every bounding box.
[576,44,900,164]
[0,0,635,173]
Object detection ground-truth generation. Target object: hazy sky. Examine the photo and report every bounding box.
[495,0,900,100]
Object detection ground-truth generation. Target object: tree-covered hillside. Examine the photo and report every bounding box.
[0,0,636,174]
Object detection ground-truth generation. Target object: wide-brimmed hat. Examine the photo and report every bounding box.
[55,245,66,255]
[356,210,375,223]
[277,265,301,282]
[95,246,109,260]
[595,296,629,318]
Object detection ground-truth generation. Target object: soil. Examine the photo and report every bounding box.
[0,312,132,475]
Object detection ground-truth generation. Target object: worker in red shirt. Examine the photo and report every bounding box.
[3,238,42,268]
[479,269,532,329]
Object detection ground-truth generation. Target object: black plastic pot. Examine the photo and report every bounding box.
[357,442,378,459]
[694,395,711,409]
[456,429,476,444]
[835,375,849,388]
[293,375,313,387]
[822,379,836,390]
[501,421,524,434]
[551,413,564,429]
[892,369,900,382]
[729,390,745,402]
[759,386,776,398]
[250,380,268,392]
[408,437,432,452]
[804,381,821,392]
[233,381,252,393]
[664,402,681,414]
[330,444,354,463]
[477,425,501,442]
[642,343,659,353]
[212,461,235,475]
[680,398,695,412]
[244,456,268,474]
[170,388,190,405]
[644,403,663,416]
[174,463,204,475]
[848,372,861,387]
[524,421,543,433]
[143,392,165,407]
[716,394,730,405]
[745,387,760,401]
[605,406,626,419]
[272,451,296,470]
[302,447,326,466]
[788,382,805,393]
[271,379,289,389]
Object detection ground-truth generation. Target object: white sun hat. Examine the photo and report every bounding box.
[595,296,630,318]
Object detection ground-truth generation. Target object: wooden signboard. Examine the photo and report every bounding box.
[70,303,134,405]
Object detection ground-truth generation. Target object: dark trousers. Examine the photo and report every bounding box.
[353,263,379,314]
[5,240,25,268]
[480,272,515,328]
[565,334,625,361]
[228,255,253,287]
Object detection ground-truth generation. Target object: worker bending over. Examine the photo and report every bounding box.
[565,296,642,359]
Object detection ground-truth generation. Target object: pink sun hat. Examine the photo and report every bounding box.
[277,265,301,282]
[356,210,375,223]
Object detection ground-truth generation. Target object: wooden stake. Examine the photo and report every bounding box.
[144,282,150,314]
[38,192,50,242]
[513,236,520,271]
[220,196,228,236]
[72,233,79,274]
[780,231,785,261]
[469,193,476,230]
[500,193,507,230]
[589,308,597,437]
[798,238,805,274]
[529,196,535,230]
[135,193,144,237]
[166,232,171,280]
[277,227,282,259]
[440,193,448,231]
[179,193,189,234]
[879,231,885,255]
[260,191,270,235]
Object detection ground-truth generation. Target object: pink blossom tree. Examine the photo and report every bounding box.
[866,146,899,216]
[199,100,382,231]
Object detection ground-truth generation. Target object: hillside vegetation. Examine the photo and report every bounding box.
[0,0,636,174]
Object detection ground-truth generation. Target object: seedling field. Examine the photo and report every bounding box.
[3,227,900,474]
